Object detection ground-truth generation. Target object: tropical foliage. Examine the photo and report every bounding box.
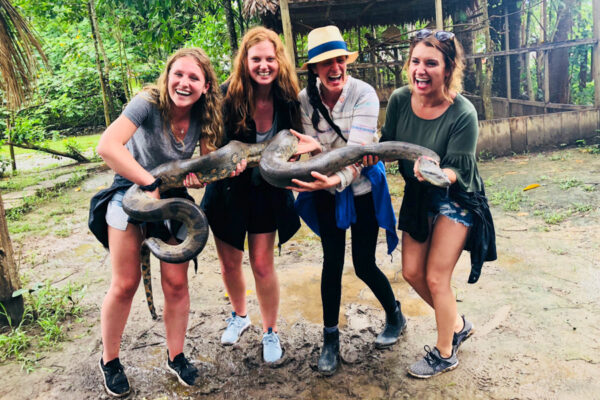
[0,0,597,146]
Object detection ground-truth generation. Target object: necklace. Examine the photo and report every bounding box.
[171,122,186,142]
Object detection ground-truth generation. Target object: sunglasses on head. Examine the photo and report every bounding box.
[414,29,455,42]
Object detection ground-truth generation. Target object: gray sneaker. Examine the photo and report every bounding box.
[453,315,474,351]
[408,345,458,379]
[221,312,251,345]
[262,327,282,363]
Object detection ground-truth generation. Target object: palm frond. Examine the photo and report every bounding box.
[0,0,47,110]
[242,0,279,19]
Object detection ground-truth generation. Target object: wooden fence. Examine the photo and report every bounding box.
[477,109,600,157]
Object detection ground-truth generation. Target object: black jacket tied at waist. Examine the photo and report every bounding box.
[398,178,497,284]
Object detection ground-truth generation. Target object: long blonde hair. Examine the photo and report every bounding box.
[224,26,299,137]
[142,47,223,151]
[404,31,465,104]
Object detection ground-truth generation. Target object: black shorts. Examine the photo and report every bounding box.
[247,185,277,234]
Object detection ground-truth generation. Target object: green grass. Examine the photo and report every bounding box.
[542,210,570,225]
[0,281,85,372]
[0,174,44,192]
[488,187,525,211]
[7,221,48,236]
[0,134,101,157]
[558,177,582,190]
[5,170,87,222]
[531,202,595,226]
[582,185,596,192]
[54,226,72,238]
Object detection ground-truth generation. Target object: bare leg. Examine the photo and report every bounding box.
[248,232,278,332]
[160,246,190,360]
[402,231,466,337]
[101,224,143,363]
[215,237,246,316]
[426,216,468,358]
[401,231,433,307]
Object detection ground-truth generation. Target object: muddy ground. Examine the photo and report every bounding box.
[1,147,599,400]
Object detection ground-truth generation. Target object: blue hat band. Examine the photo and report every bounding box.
[308,40,348,61]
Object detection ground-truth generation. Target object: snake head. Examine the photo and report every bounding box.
[418,157,451,188]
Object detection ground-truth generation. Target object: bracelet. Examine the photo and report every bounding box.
[139,177,162,192]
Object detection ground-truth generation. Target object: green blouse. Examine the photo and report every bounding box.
[380,86,482,193]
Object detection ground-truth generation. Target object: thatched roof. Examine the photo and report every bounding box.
[243,0,463,34]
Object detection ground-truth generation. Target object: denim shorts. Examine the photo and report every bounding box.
[106,189,187,241]
[428,189,473,228]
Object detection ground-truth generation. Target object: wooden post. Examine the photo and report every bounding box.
[542,0,550,110]
[394,47,401,87]
[0,192,24,327]
[435,0,443,30]
[279,0,296,67]
[504,13,511,100]
[593,0,600,107]
[372,26,379,90]
[292,32,298,66]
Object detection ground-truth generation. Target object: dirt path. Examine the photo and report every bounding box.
[1,147,599,399]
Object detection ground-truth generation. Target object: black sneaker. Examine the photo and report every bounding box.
[98,357,131,398]
[453,315,474,351]
[166,352,198,387]
[407,345,458,379]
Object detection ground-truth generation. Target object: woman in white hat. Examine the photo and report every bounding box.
[289,25,406,375]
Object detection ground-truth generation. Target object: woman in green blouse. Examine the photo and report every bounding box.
[380,29,495,378]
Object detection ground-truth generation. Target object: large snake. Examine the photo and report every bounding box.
[122,129,450,319]
[122,139,272,320]
[122,139,271,264]
[259,130,451,188]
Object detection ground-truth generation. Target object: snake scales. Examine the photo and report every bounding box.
[122,129,450,319]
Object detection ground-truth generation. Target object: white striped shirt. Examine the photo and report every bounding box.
[298,76,380,195]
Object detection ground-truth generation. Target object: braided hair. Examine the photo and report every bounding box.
[306,67,343,138]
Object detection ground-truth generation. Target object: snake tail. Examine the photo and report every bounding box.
[140,244,158,320]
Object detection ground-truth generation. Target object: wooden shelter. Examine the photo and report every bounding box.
[244,0,600,119]
[244,0,452,67]
[244,0,453,34]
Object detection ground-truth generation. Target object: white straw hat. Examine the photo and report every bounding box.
[301,25,359,70]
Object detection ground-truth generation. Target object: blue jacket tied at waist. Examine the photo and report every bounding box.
[295,162,399,254]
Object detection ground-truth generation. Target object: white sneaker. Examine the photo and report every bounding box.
[262,328,282,363]
[221,312,251,345]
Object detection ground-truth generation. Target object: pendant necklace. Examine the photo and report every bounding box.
[172,123,185,142]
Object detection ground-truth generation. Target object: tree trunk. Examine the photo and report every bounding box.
[507,0,522,98]
[579,48,588,91]
[480,0,494,120]
[523,2,534,100]
[94,4,113,114]
[536,41,544,101]
[454,7,476,94]
[5,141,90,163]
[223,0,238,55]
[0,193,24,327]
[88,0,112,127]
[489,0,506,98]
[549,0,575,104]
[236,0,245,35]
[112,12,131,102]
